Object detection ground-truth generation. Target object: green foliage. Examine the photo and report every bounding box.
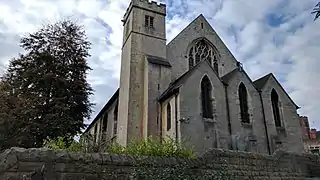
[107,137,195,158]
[80,133,109,153]
[103,162,235,180]
[0,81,34,150]
[312,2,320,21]
[0,19,94,149]
[43,137,84,152]
[43,133,110,153]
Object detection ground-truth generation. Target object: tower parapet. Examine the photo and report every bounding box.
[123,0,166,24]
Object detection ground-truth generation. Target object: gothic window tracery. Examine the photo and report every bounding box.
[188,39,218,74]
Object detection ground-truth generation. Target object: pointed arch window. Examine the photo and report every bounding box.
[201,76,213,118]
[94,124,98,142]
[113,102,118,136]
[238,83,249,123]
[166,103,171,131]
[188,39,218,75]
[271,89,281,127]
[102,114,108,132]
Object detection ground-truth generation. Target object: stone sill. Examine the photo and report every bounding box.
[241,123,253,129]
[203,118,216,124]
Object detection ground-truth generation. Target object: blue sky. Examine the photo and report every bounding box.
[0,0,319,129]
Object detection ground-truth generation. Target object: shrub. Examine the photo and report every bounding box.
[103,162,235,180]
[107,137,195,158]
[43,137,84,152]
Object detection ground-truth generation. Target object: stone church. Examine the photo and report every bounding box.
[83,0,304,154]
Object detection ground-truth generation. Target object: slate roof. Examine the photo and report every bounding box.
[221,68,239,84]
[253,73,272,90]
[158,63,199,102]
[158,60,218,102]
[84,88,119,134]
[253,73,299,109]
[147,55,171,67]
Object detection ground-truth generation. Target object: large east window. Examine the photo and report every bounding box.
[188,39,218,74]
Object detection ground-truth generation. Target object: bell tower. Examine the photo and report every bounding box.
[117,0,166,146]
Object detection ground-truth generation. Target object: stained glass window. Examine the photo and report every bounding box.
[188,40,218,75]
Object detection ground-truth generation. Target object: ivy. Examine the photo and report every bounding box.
[103,162,235,180]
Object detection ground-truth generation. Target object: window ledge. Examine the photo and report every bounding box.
[276,127,285,131]
[241,122,252,129]
[203,118,216,124]
[276,127,286,136]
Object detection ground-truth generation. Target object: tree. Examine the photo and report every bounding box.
[0,80,34,149]
[312,2,320,21]
[1,20,94,148]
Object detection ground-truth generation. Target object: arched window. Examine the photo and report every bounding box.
[271,89,281,127]
[188,39,218,74]
[201,76,213,118]
[94,124,98,142]
[113,102,118,136]
[166,103,171,131]
[102,114,108,132]
[238,83,249,123]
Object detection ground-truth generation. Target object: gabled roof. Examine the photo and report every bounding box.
[253,73,299,109]
[221,67,257,88]
[158,60,220,102]
[253,73,272,90]
[221,68,238,84]
[84,88,119,134]
[167,14,205,46]
[158,62,202,102]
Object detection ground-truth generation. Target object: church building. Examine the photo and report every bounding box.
[83,0,304,154]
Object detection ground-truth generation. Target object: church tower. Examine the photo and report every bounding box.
[117,0,167,146]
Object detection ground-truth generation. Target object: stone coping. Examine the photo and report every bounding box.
[0,147,319,174]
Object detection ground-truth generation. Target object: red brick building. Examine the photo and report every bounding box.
[300,116,311,141]
[300,116,320,153]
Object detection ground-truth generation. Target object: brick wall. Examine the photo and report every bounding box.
[1,147,320,180]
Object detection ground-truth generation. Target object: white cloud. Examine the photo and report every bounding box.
[0,0,319,130]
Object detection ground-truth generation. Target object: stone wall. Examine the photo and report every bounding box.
[1,147,320,180]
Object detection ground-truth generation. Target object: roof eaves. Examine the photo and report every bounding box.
[269,74,300,109]
[83,88,119,134]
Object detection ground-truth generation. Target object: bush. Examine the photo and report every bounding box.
[44,136,195,158]
[103,162,235,180]
[43,137,84,152]
[107,137,195,158]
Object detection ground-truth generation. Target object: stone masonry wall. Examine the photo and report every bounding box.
[1,147,320,180]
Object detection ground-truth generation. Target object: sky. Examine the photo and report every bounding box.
[0,0,319,129]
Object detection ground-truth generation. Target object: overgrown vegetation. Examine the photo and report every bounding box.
[103,162,235,180]
[108,137,195,158]
[43,137,234,179]
[44,136,196,158]
[43,137,84,152]
[0,19,93,150]
[44,134,108,153]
